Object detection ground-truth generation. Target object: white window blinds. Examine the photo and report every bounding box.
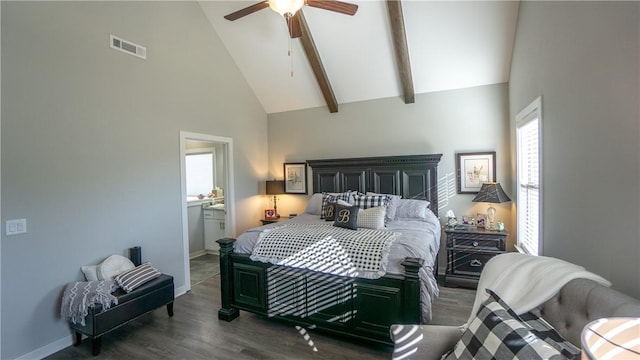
[516,98,542,255]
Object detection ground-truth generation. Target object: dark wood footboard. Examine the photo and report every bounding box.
[216,238,423,345]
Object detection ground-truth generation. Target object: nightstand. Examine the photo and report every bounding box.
[260,217,289,225]
[444,226,508,288]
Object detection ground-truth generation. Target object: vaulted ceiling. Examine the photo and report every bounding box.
[199,1,520,114]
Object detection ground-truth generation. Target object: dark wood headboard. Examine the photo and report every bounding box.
[306,154,442,215]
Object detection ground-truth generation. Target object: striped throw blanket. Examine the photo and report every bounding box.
[251,223,399,279]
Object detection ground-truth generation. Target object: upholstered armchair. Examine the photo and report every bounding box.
[390,253,640,360]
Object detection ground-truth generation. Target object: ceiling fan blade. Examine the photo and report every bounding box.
[224,1,270,21]
[287,13,303,38]
[306,0,358,16]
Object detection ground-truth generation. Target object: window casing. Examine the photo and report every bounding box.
[516,97,542,255]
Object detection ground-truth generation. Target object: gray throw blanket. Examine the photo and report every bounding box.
[60,280,118,326]
[251,223,399,279]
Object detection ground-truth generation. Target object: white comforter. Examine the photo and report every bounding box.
[234,212,441,322]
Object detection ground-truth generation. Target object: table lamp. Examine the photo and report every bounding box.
[472,182,511,230]
[266,180,285,218]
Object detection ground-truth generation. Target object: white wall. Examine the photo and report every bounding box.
[1,2,268,358]
[267,83,513,267]
[509,1,640,298]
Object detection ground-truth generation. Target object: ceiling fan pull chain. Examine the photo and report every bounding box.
[288,17,294,77]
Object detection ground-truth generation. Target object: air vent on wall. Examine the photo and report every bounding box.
[110,35,146,59]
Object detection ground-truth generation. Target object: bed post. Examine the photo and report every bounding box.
[216,238,239,321]
[401,257,423,323]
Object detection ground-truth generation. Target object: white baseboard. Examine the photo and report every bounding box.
[189,249,206,259]
[16,335,73,360]
[175,284,189,297]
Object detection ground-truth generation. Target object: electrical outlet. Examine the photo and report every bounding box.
[6,219,27,236]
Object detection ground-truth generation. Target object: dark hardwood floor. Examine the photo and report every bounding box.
[47,274,474,359]
[190,254,220,286]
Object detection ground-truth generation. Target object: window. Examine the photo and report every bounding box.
[516,97,542,255]
[185,149,216,197]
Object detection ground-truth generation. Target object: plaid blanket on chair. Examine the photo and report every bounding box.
[60,280,118,326]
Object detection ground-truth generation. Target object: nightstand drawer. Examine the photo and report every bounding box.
[450,251,495,276]
[450,237,503,251]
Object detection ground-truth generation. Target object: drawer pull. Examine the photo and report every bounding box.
[470,259,482,267]
[472,241,479,247]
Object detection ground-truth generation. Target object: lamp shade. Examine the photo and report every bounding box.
[472,182,511,203]
[266,180,285,195]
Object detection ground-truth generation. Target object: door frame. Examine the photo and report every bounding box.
[179,131,235,292]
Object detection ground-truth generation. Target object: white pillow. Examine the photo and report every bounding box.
[81,265,99,281]
[304,193,323,215]
[357,206,386,230]
[98,255,136,281]
[395,199,431,220]
[366,192,401,222]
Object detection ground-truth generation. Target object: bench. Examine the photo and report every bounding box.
[69,247,175,356]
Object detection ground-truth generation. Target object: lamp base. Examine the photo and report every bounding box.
[486,206,497,230]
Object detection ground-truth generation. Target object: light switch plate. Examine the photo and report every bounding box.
[6,219,27,235]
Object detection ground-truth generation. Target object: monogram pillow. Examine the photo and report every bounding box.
[320,192,354,219]
[325,199,351,221]
[333,203,359,230]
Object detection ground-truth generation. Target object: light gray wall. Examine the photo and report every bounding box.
[509,1,640,298]
[267,83,513,267]
[1,2,268,358]
[188,204,205,254]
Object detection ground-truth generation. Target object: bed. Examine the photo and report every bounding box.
[217,154,442,345]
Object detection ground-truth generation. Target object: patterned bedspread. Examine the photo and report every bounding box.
[236,213,441,322]
[251,223,399,279]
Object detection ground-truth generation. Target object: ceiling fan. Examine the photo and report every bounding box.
[224,0,359,38]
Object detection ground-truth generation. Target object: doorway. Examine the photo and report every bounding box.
[179,131,235,293]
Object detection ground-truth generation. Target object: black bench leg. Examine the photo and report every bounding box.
[92,337,101,356]
[167,302,174,317]
[73,332,82,346]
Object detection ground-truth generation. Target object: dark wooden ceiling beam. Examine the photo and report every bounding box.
[298,11,339,113]
[386,0,415,104]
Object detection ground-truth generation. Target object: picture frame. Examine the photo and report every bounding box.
[264,209,277,220]
[476,213,487,228]
[284,162,308,194]
[456,151,496,194]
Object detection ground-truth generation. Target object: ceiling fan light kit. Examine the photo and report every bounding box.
[224,0,359,34]
[269,0,305,17]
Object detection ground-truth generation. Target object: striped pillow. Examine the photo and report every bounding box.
[114,262,161,293]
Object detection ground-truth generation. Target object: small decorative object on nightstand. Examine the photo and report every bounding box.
[444,226,508,288]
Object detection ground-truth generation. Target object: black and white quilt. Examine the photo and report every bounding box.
[250,223,399,279]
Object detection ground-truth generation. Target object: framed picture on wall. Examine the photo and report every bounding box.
[456,151,496,194]
[284,163,308,194]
